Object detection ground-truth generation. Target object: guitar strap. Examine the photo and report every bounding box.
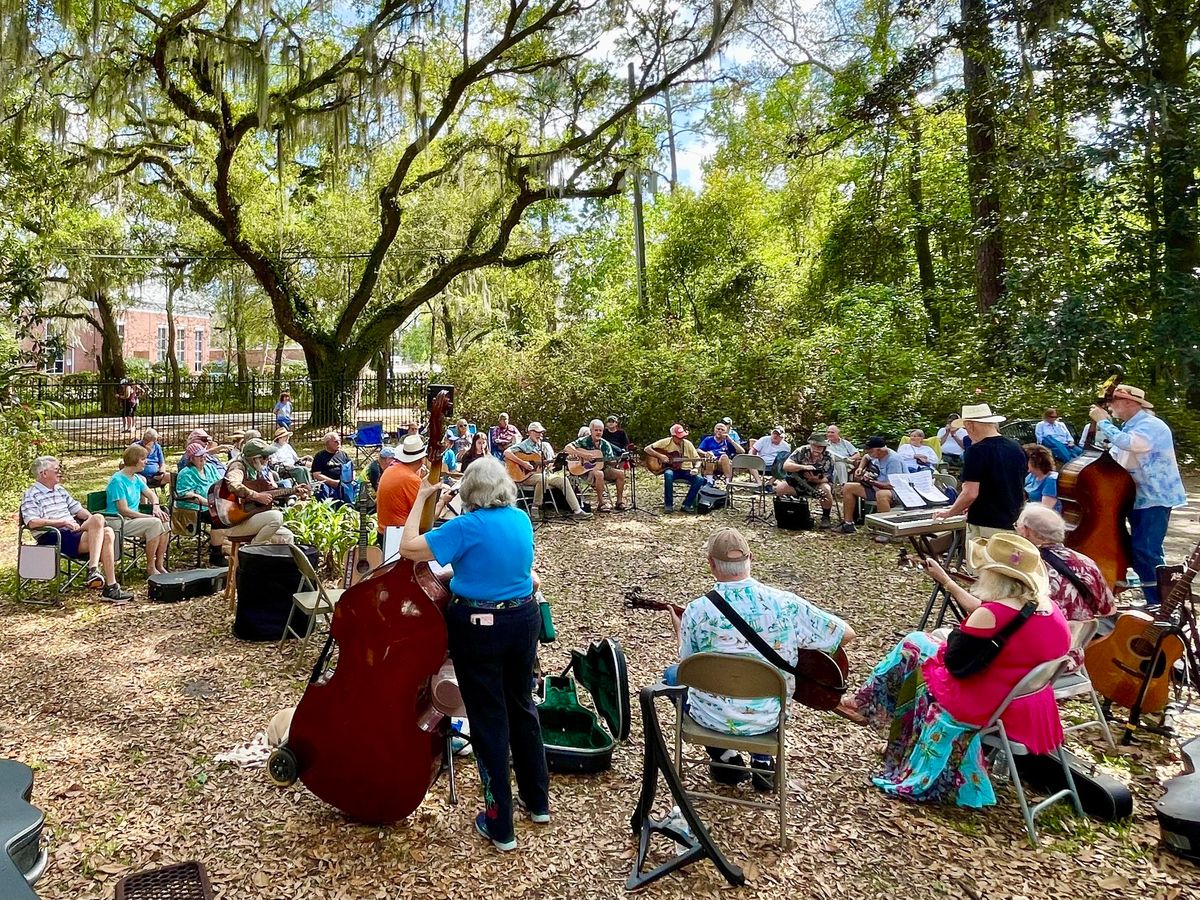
[1039,547,1094,605]
[703,590,842,692]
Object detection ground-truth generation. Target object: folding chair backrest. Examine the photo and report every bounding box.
[731,454,764,476]
[933,472,958,494]
[86,490,107,513]
[287,542,320,589]
[1066,618,1098,652]
[355,422,384,447]
[16,515,59,581]
[678,652,788,703]
[926,436,943,460]
[983,655,1072,727]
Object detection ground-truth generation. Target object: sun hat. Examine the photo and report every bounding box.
[705,527,751,562]
[228,430,245,440]
[670,423,689,439]
[1112,384,1154,409]
[396,434,428,462]
[954,403,1006,425]
[966,532,1050,597]
[807,433,829,446]
[274,426,292,439]
[242,438,276,460]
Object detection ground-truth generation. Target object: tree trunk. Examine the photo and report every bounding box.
[303,343,369,430]
[904,113,938,343]
[272,331,285,395]
[958,0,1006,314]
[92,290,127,413]
[663,84,679,190]
[165,278,181,414]
[439,297,456,356]
[373,349,387,409]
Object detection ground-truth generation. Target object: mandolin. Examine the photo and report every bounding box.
[207,477,310,527]
[343,491,382,588]
[1084,540,1199,712]
[624,588,850,712]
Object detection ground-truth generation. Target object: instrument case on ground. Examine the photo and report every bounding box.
[0,759,46,899]
[537,639,630,774]
[147,567,227,602]
[773,496,813,530]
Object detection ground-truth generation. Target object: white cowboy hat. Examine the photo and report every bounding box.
[396,433,428,462]
[954,403,1006,425]
[1112,384,1154,409]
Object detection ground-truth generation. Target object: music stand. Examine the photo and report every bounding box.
[621,450,659,519]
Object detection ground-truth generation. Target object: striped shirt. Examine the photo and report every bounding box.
[20,482,83,528]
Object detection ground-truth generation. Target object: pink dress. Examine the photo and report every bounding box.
[922,602,1070,754]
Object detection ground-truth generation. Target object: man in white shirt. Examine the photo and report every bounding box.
[824,425,859,485]
[1035,407,1082,463]
[750,427,791,482]
[937,415,970,462]
[897,429,938,471]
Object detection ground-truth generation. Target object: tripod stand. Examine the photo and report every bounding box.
[622,451,659,519]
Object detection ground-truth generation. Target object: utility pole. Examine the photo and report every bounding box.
[628,63,648,314]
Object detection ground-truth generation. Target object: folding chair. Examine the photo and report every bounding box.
[1054,620,1117,750]
[282,544,345,652]
[167,470,212,568]
[86,490,140,576]
[671,653,790,848]
[15,516,87,604]
[980,655,1083,845]
[352,421,385,466]
[726,455,768,523]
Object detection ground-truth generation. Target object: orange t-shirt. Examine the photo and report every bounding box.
[376,463,421,533]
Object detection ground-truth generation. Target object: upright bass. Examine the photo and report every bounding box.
[270,393,452,824]
[1057,369,1135,588]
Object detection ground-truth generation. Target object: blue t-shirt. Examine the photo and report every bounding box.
[441,448,459,472]
[425,506,535,602]
[698,435,738,458]
[1024,471,1061,511]
[274,400,293,421]
[137,442,165,477]
[105,470,146,515]
[872,448,908,483]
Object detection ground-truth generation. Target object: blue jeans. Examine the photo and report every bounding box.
[1040,436,1082,464]
[446,599,549,843]
[664,469,704,510]
[1129,506,1172,607]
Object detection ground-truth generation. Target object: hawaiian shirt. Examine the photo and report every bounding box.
[1098,411,1186,509]
[569,434,617,461]
[489,423,520,452]
[679,577,848,735]
[1042,544,1116,666]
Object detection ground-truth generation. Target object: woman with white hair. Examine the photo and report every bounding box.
[399,457,547,852]
[840,533,1069,806]
[134,428,167,489]
[1015,503,1115,627]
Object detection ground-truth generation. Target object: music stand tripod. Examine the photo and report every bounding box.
[622,451,659,519]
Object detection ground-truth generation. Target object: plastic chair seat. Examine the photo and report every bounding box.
[1052,672,1093,699]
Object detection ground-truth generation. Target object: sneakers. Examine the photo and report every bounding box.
[474,811,517,852]
[750,755,776,793]
[680,504,695,514]
[516,798,550,824]
[820,512,831,527]
[663,504,675,513]
[707,748,750,785]
[571,509,593,520]
[100,583,133,604]
[838,522,856,534]
[86,566,104,589]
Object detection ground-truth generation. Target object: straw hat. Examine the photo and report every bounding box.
[274,426,292,439]
[396,433,428,463]
[952,403,1006,427]
[1112,384,1154,409]
[966,532,1050,597]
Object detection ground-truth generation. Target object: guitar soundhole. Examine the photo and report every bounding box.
[1128,637,1168,677]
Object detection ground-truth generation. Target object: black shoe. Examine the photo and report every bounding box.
[706,748,750,785]
[838,522,856,534]
[751,756,776,793]
[101,583,133,604]
[208,546,227,567]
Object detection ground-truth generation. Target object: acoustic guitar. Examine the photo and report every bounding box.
[207,476,310,527]
[1084,540,1200,712]
[624,589,850,712]
[643,448,715,476]
[506,450,548,483]
[343,491,383,588]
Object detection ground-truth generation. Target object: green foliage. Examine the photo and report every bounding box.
[0,333,63,505]
[282,501,368,577]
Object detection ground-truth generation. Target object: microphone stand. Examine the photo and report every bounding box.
[622,449,658,519]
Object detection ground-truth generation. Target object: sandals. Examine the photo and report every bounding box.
[613,503,628,512]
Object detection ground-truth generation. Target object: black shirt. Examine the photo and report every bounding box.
[960,435,1026,528]
[605,428,629,451]
[312,449,351,483]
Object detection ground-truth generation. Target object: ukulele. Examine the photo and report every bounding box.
[207,476,311,526]
[1084,539,1200,712]
[624,588,851,712]
[343,491,383,588]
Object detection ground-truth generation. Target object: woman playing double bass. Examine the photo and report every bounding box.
[399,456,549,852]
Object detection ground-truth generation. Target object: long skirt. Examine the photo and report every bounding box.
[852,632,995,807]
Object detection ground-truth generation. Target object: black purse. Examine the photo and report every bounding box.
[943,600,1037,678]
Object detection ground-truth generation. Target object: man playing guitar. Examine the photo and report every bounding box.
[504,422,591,519]
[646,423,708,513]
[208,439,299,559]
[566,419,627,511]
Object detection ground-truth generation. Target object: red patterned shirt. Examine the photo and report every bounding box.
[1042,544,1116,666]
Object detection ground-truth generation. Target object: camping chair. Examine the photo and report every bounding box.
[671,653,790,848]
[15,515,87,604]
[281,544,345,653]
[979,655,1083,845]
[352,421,385,466]
[86,490,140,575]
[1053,620,1117,750]
[726,455,769,523]
[167,470,212,568]
[1000,419,1038,447]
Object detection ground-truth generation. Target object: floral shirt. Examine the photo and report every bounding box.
[568,434,617,461]
[787,446,833,481]
[1099,411,1186,509]
[679,578,848,735]
[1041,544,1116,666]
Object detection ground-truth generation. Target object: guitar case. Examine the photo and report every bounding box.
[0,759,46,899]
[147,568,227,603]
[538,639,630,774]
[1156,735,1200,863]
[1014,748,1133,821]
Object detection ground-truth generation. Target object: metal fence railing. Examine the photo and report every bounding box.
[14,373,430,453]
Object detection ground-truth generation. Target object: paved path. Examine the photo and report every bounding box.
[1165,471,1200,564]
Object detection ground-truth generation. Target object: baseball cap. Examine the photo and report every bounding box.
[770,425,784,435]
[865,435,888,449]
[379,446,397,459]
[721,417,733,426]
[527,421,545,433]
[705,527,751,562]
[185,442,207,459]
[606,415,619,423]
[670,423,688,439]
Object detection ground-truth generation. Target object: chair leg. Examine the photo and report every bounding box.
[777,737,788,849]
[997,726,1038,845]
[1090,688,1117,750]
[1055,746,1085,816]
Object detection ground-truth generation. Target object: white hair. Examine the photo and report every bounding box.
[1017,503,1066,544]
[32,455,59,477]
[589,419,604,429]
[578,426,589,438]
[709,557,751,579]
[457,456,517,511]
[142,428,159,442]
[910,429,925,439]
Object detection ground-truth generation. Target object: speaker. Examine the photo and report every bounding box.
[233,543,320,642]
[427,384,454,416]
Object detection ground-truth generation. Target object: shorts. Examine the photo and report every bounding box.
[118,516,168,541]
[122,400,137,417]
[38,527,84,558]
[784,475,826,498]
[602,465,623,482]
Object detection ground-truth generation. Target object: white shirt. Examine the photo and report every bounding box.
[273,442,299,466]
[938,426,969,456]
[826,438,858,460]
[898,443,937,468]
[1035,420,1075,445]
[752,435,791,461]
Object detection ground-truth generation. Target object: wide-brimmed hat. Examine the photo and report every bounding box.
[670,423,689,439]
[967,532,1050,597]
[229,430,246,440]
[242,439,275,460]
[954,403,1006,426]
[1112,384,1154,409]
[807,433,829,446]
[274,427,292,439]
[396,434,427,462]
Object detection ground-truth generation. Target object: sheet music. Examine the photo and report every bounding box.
[909,469,949,503]
[885,474,926,508]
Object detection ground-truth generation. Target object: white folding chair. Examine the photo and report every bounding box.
[980,655,1083,845]
[726,455,768,522]
[281,544,345,652]
[1054,619,1117,750]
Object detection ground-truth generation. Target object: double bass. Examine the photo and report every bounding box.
[269,393,452,824]
[1057,369,1135,588]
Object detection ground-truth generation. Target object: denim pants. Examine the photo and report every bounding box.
[1040,436,1082,464]
[446,599,549,843]
[664,469,704,509]
[1129,506,1172,606]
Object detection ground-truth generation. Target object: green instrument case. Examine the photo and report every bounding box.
[537,638,630,774]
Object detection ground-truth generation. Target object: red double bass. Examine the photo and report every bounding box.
[269,393,452,824]
[1057,370,1135,588]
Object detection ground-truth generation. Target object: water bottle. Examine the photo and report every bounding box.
[1124,567,1141,592]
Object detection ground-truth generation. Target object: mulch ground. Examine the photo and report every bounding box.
[2,487,1198,900]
